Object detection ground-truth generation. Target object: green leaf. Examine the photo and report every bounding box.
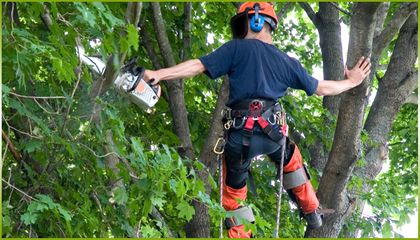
[2,84,10,95]
[126,24,139,51]
[21,212,38,225]
[175,180,186,197]
[3,215,11,228]
[36,194,56,209]
[57,206,72,222]
[142,198,153,216]
[176,201,195,221]
[208,174,218,190]
[140,225,161,238]
[24,140,43,153]
[113,187,128,205]
[169,179,178,193]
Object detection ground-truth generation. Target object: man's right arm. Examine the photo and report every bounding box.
[315,57,371,96]
[144,59,206,85]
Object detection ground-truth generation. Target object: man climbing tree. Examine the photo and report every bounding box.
[139,2,371,238]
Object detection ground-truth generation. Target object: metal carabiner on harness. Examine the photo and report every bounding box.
[268,113,277,125]
[213,137,226,155]
[224,120,233,130]
[232,117,246,129]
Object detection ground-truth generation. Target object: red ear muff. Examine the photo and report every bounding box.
[230,11,249,39]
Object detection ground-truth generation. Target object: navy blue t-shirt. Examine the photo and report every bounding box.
[199,39,319,106]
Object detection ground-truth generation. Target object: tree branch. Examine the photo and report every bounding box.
[2,130,22,162]
[151,207,175,237]
[299,2,320,27]
[372,2,417,59]
[232,2,242,9]
[181,2,192,61]
[404,92,418,105]
[8,92,66,99]
[139,19,163,69]
[150,3,177,67]
[373,3,390,38]
[41,4,53,30]
[328,2,352,16]
[125,2,142,25]
[277,2,293,20]
[2,178,35,201]
[150,2,194,159]
[199,76,229,175]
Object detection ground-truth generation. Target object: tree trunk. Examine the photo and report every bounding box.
[305,3,345,172]
[305,3,381,237]
[352,11,418,232]
[149,3,211,237]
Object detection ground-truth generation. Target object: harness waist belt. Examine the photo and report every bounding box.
[231,99,276,110]
[224,99,282,119]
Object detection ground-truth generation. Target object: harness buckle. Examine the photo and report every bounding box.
[249,99,264,118]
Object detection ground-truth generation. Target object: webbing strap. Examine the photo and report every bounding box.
[225,206,255,229]
[283,167,308,190]
[242,118,258,197]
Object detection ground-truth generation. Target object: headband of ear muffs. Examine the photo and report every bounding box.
[250,3,264,32]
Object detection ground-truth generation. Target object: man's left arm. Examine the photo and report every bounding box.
[315,57,371,96]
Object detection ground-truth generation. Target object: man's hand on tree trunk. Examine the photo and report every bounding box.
[345,56,371,87]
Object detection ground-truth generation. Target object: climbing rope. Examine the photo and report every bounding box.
[213,137,226,238]
[275,112,287,238]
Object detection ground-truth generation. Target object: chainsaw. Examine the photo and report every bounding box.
[76,45,161,109]
[113,58,161,109]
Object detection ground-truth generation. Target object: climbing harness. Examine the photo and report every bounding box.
[224,99,283,196]
[216,98,328,236]
[220,99,286,236]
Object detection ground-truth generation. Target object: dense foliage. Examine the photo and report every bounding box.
[2,2,417,238]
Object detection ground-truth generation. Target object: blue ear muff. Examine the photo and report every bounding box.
[250,14,265,32]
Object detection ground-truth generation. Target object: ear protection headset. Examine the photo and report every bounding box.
[231,2,279,39]
[250,3,265,32]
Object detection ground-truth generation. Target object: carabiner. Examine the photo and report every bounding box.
[224,120,233,130]
[232,117,246,129]
[213,137,226,155]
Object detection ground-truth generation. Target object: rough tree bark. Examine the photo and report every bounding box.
[350,11,418,236]
[345,3,417,237]
[300,3,417,237]
[305,3,381,237]
[300,2,344,172]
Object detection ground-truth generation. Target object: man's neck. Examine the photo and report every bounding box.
[244,31,273,44]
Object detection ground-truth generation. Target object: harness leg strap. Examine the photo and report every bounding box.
[283,144,319,213]
[283,165,310,190]
[225,206,255,229]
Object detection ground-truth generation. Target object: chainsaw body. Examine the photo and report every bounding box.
[113,65,161,109]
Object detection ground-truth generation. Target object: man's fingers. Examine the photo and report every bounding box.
[364,62,371,71]
[364,70,371,78]
[356,56,365,68]
[361,58,370,70]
